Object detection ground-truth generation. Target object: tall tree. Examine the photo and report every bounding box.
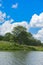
[12,26,33,45]
[12,26,27,37]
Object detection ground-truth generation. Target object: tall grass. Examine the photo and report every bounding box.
[0,41,43,51]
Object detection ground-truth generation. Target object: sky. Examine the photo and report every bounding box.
[0,0,43,42]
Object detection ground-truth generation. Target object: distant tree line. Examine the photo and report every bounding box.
[0,26,42,46]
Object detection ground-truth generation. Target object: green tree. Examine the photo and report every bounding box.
[17,31,30,44]
[12,26,33,45]
[4,33,14,41]
[0,35,4,41]
[12,26,27,37]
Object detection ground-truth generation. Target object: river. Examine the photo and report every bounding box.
[0,51,43,65]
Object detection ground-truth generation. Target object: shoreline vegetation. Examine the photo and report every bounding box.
[0,41,43,51]
[0,26,43,51]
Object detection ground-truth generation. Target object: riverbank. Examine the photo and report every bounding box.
[0,41,43,51]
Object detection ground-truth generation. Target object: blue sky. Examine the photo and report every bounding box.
[0,0,43,22]
[0,0,43,42]
[1,0,43,32]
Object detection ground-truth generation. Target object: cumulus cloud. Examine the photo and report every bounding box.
[30,12,43,27]
[1,11,43,42]
[33,28,43,42]
[29,12,43,42]
[0,21,29,35]
[0,11,13,35]
[12,3,18,8]
[0,11,29,35]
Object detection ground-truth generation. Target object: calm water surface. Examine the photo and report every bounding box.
[0,51,43,65]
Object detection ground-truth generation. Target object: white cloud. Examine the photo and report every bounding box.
[1,11,43,42]
[0,11,6,23]
[29,12,43,42]
[0,11,29,35]
[33,28,43,42]
[30,12,43,27]
[0,11,14,23]
[0,21,12,35]
[0,21,29,35]
[12,21,29,30]
[12,3,18,8]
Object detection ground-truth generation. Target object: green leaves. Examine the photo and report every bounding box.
[0,26,42,46]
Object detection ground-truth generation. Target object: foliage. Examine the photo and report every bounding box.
[0,26,42,46]
[0,35,4,41]
[12,26,27,37]
[3,33,14,42]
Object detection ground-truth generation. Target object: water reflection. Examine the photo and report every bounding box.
[0,51,43,65]
[0,51,28,65]
[26,51,43,65]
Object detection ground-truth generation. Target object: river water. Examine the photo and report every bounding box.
[0,51,43,65]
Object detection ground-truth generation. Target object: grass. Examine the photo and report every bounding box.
[0,41,43,51]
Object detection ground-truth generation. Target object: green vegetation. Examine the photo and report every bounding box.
[0,26,43,51]
[0,41,43,51]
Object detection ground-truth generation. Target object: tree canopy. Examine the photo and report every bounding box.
[0,26,42,46]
